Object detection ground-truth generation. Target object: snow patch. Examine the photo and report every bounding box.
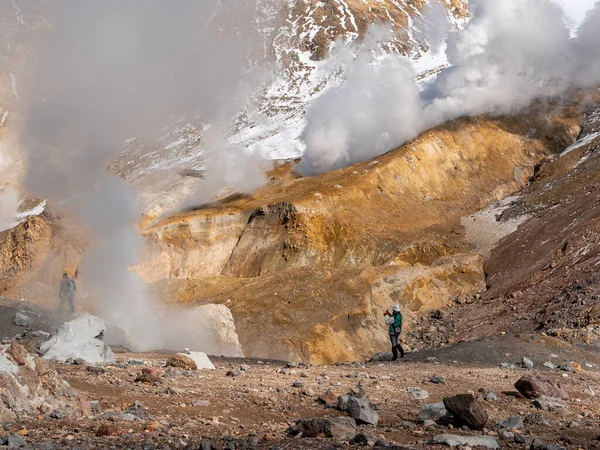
[560,132,600,157]
[461,196,528,260]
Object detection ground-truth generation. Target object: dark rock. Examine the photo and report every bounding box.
[498,415,524,431]
[418,402,447,420]
[430,375,445,384]
[86,366,106,374]
[546,445,566,450]
[443,394,488,430]
[297,417,357,441]
[227,369,241,377]
[530,438,545,450]
[349,433,370,447]
[89,400,101,413]
[292,380,304,388]
[318,390,338,407]
[73,358,86,366]
[370,352,393,362]
[7,433,26,448]
[49,408,71,419]
[532,396,565,412]
[515,434,531,445]
[514,375,569,400]
[337,394,351,411]
[347,396,379,425]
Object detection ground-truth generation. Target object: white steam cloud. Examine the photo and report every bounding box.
[298,0,600,175]
[19,1,270,351]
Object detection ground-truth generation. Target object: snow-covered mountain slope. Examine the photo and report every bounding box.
[109,0,469,217]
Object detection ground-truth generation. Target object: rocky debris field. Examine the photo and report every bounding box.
[1,337,599,450]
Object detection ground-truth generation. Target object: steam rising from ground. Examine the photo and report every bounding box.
[19,1,268,351]
[298,0,600,175]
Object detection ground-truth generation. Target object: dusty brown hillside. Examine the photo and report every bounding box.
[417,99,600,351]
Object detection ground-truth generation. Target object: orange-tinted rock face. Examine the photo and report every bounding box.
[139,103,583,363]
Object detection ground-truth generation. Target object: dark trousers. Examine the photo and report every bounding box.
[60,294,75,313]
[390,334,405,359]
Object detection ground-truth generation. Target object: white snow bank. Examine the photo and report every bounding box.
[560,132,600,157]
[40,314,114,364]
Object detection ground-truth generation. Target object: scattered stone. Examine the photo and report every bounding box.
[49,408,71,419]
[584,387,596,397]
[546,444,566,450]
[515,434,531,445]
[295,417,357,441]
[240,364,250,371]
[349,433,370,447]
[227,369,241,377]
[514,375,569,400]
[423,419,436,427]
[443,394,488,430]
[89,401,101,413]
[524,413,548,427]
[96,424,119,437]
[522,357,534,369]
[501,363,518,369]
[166,353,197,371]
[431,434,499,449]
[498,416,523,431]
[532,396,565,412]
[7,432,26,448]
[370,352,394,362]
[419,402,447,420]
[86,365,105,375]
[543,362,557,370]
[530,438,545,450]
[13,312,32,328]
[292,380,304,388]
[318,390,338,407]
[73,358,85,366]
[430,375,445,384]
[135,367,162,383]
[485,393,497,402]
[406,387,429,400]
[346,396,379,426]
[128,359,144,366]
[499,430,514,441]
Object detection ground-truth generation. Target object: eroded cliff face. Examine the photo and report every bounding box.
[140,102,583,363]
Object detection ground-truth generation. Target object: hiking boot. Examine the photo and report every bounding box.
[397,345,405,359]
[392,346,398,361]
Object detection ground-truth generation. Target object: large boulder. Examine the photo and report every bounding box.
[347,396,379,426]
[166,353,198,370]
[296,417,357,441]
[40,314,114,364]
[443,394,488,430]
[514,375,569,400]
[182,351,215,370]
[0,342,89,422]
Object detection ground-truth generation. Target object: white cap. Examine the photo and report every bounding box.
[393,304,400,312]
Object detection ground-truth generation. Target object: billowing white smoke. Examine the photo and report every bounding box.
[19,1,270,351]
[0,186,18,233]
[298,0,600,176]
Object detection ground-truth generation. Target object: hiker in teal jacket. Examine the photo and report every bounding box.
[384,304,405,360]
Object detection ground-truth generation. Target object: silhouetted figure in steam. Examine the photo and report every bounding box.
[59,273,76,313]
[384,304,405,360]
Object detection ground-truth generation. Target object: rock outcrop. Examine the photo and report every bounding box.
[40,314,114,364]
[0,342,89,422]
